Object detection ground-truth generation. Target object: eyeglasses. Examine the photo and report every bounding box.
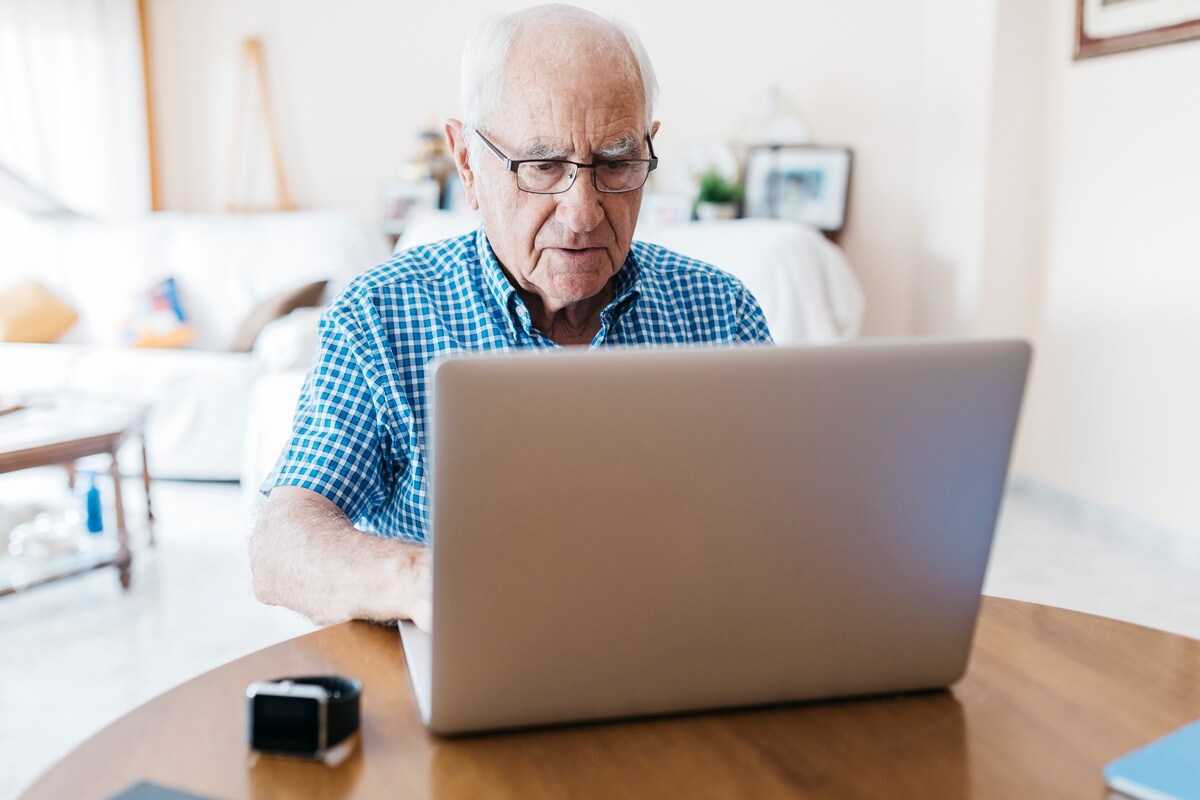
[475,131,658,195]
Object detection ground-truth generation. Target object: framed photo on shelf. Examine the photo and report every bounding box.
[743,146,852,235]
[1076,0,1200,58]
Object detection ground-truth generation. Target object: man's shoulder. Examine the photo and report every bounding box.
[347,232,476,295]
[626,239,771,343]
[629,239,747,293]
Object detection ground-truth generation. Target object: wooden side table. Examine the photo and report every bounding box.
[0,398,154,596]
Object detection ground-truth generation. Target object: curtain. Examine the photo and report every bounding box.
[0,0,150,217]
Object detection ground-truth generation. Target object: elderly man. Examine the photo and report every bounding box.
[249,4,772,631]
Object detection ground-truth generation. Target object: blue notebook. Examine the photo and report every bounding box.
[1104,720,1200,800]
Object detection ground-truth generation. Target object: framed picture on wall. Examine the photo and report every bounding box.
[743,146,852,236]
[1076,0,1200,59]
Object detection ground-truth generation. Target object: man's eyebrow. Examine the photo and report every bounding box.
[518,136,645,160]
[595,135,643,159]
[520,140,572,159]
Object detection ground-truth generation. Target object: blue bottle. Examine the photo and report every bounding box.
[85,472,104,534]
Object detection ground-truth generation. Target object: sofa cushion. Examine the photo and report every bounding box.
[253,306,324,371]
[151,211,386,349]
[0,280,79,343]
[227,280,327,352]
[0,210,388,349]
[120,276,195,348]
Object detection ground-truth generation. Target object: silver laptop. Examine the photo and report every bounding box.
[400,339,1031,734]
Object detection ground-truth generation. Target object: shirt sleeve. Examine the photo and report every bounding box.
[733,284,774,344]
[263,308,392,522]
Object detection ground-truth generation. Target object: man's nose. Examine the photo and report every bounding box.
[554,169,605,233]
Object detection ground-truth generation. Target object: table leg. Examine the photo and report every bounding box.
[142,438,156,547]
[110,450,131,590]
[64,461,77,491]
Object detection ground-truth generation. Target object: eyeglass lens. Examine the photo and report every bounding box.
[516,160,650,194]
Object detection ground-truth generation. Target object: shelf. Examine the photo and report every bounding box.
[0,537,126,597]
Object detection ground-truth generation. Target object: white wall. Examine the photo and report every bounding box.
[910,0,1051,340]
[974,0,1049,340]
[910,0,997,335]
[1013,3,1200,536]
[900,0,1200,538]
[146,0,925,334]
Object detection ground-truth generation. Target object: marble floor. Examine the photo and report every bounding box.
[1,473,1198,799]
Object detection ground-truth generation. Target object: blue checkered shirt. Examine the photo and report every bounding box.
[267,228,772,541]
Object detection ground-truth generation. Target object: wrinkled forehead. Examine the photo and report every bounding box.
[496,23,646,131]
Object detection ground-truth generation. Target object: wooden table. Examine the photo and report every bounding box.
[0,398,154,595]
[21,598,1200,799]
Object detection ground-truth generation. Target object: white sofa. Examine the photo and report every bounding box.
[240,211,864,498]
[0,209,388,480]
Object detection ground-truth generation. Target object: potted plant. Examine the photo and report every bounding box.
[694,170,742,221]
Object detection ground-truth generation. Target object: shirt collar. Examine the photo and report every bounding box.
[606,245,641,316]
[476,227,642,336]
[477,227,519,314]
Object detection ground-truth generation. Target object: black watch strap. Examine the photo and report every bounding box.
[278,675,362,748]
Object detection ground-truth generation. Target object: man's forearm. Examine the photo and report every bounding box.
[248,486,431,628]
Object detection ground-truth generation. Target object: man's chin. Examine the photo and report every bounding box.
[547,273,611,305]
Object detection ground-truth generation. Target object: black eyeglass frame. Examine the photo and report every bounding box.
[474,130,658,194]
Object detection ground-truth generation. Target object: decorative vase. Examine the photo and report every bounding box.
[695,202,738,221]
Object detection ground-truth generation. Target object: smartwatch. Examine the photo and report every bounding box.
[246,676,362,761]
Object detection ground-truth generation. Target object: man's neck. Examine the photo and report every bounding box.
[519,281,615,346]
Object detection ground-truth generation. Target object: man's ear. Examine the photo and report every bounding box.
[444,119,480,210]
[650,120,660,140]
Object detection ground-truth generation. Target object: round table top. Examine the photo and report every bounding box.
[22,597,1200,799]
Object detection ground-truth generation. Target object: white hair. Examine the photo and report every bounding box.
[459,4,659,163]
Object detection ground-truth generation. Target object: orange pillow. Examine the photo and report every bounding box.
[0,280,79,343]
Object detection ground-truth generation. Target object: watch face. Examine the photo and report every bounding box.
[251,694,321,754]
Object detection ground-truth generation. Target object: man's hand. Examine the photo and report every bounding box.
[249,486,433,630]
